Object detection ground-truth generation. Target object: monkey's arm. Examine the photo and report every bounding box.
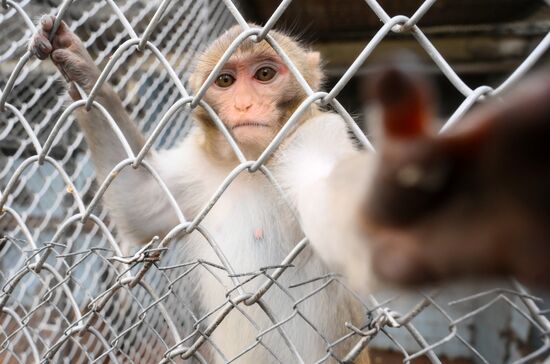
[30,16,177,244]
[276,114,378,289]
[299,153,378,289]
[30,15,145,177]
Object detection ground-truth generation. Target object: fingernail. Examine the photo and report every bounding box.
[41,15,52,27]
[39,43,49,53]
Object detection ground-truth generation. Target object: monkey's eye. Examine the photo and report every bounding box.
[254,67,277,82]
[215,73,235,88]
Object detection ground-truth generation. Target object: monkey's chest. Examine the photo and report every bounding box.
[189,178,303,275]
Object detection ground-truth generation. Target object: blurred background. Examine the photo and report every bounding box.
[241,0,550,136]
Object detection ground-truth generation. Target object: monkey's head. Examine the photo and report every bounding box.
[189,25,323,158]
[362,64,550,285]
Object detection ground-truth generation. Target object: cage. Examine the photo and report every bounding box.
[1,0,549,363]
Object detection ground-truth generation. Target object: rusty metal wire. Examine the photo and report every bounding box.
[1,0,550,363]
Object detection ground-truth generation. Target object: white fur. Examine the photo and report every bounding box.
[275,113,378,290]
[102,115,372,363]
[36,18,374,362]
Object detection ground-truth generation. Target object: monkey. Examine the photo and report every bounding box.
[29,15,372,363]
[359,63,550,287]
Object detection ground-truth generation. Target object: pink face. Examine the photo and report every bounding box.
[204,53,292,148]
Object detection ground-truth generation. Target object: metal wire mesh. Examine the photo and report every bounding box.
[1,0,549,363]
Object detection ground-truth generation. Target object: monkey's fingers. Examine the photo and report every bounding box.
[372,61,433,139]
[67,82,82,101]
[371,238,435,285]
[51,49,82,81]
[28,15,70,59]
[39,14,71,41]
[39,14,55,33]
[28,16,55,60]
[36,15,76,49]
[28,33,52,60]
[49,21,82,51]
[51,48,100,93]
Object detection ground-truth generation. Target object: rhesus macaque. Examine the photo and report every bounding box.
[29,16,372,363]
[361,64,550,286]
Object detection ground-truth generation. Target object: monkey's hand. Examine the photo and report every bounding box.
[29,15,101,100]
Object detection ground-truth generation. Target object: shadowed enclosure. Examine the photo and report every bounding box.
[1,0,549,363]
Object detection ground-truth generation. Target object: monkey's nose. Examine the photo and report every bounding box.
[235,103,252,112]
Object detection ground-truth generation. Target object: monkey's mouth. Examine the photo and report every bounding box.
[231,122,270,130]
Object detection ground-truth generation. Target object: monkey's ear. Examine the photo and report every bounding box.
[307,51,323,91]
[373,65,432,140]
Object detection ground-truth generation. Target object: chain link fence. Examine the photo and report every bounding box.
[1,0,549,363]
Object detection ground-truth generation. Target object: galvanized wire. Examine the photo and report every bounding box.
[1,0,550,363]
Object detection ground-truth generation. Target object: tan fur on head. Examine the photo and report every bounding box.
[188,24,324,159]
[189,24,323,94]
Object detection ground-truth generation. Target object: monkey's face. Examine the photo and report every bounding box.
[204,53,300,150]
[190,26,322,157]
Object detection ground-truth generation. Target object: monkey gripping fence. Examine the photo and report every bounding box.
[1,0,550,363]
